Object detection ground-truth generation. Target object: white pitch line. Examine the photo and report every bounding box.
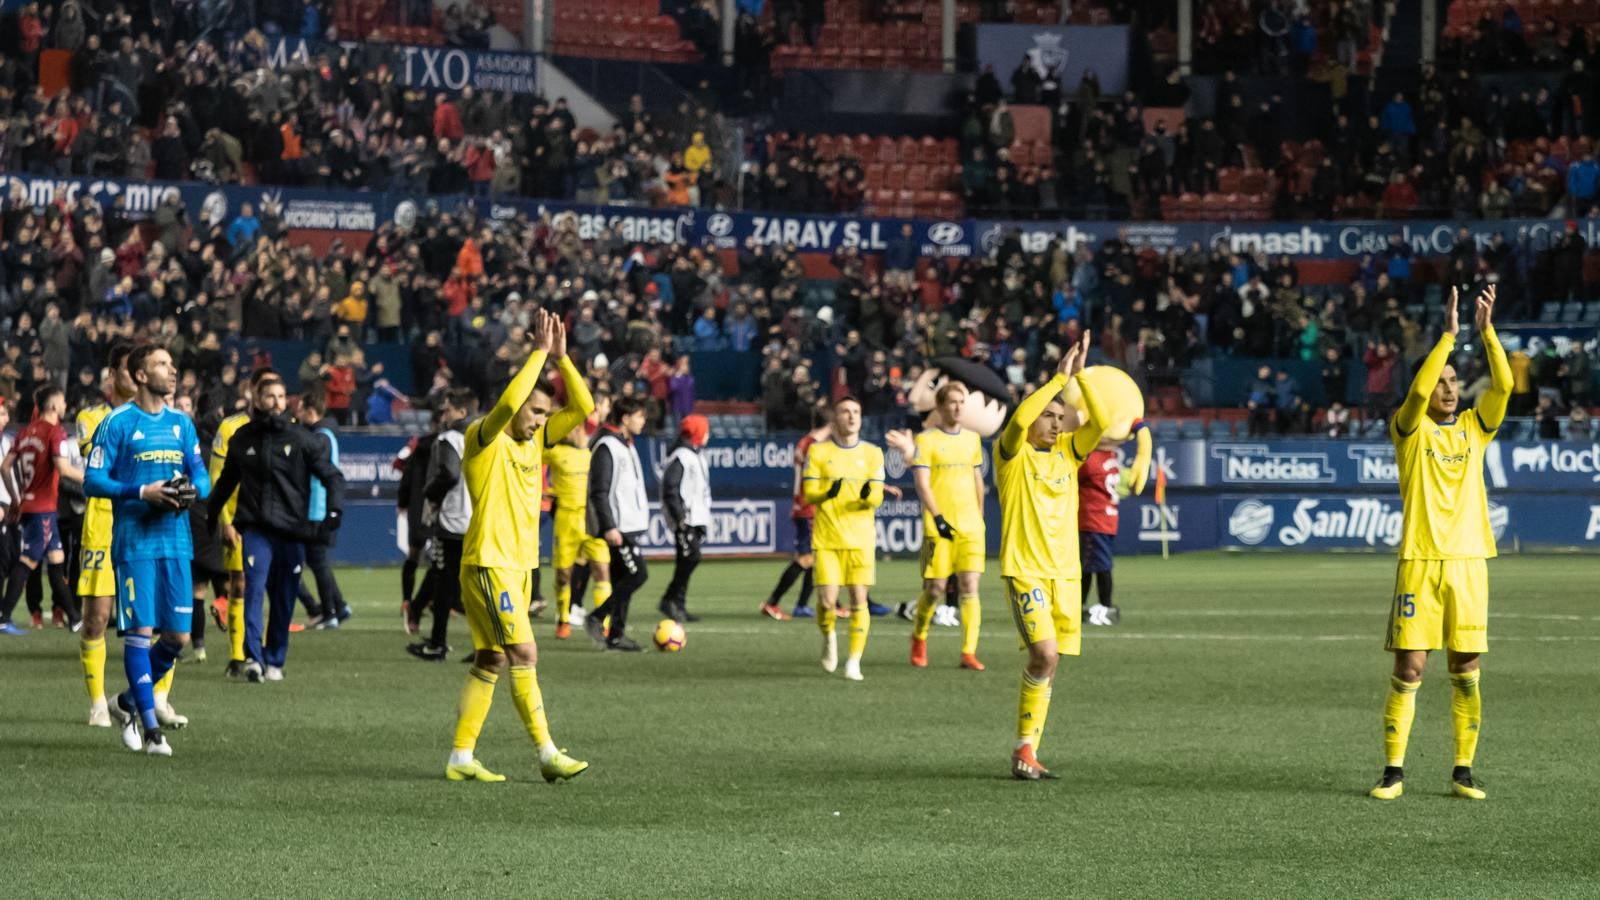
[674,625,1600,642]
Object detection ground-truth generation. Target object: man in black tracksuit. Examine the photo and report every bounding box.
[583,397,651,652]
[396,414,438,631]
[208,376,346,682]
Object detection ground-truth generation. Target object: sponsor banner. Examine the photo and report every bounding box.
[482,197,694,246]
[697,210,980,258]
[266,38,539,96]
[980,218,1600,262]
[395,45,538,95]
[0,174,202,222]
[1219,493,1600,551]
[975,24,1131,96]
[1113,497,1218,555]
[1210,440,1600,491]
[635,500,781,557]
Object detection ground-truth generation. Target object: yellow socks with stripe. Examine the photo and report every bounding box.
[508,665,559,760]
[228,596,245,662]
[959,595,981,655]
[80,636,106,702]
[817,603,837,635]
[1017,672,1051,749]
[847,607,870,662]
[912,589,937,640]
[154,669,174,709]
[1450,670,1482,766]
[556,582,571,625]
[452,666,499,754]
[1382,676,1421,767]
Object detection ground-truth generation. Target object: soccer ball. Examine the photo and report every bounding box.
[653,619,686,652]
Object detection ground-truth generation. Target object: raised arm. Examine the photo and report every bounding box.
[543,325,595,446]
[1475,285,1512,430]
[1395,288,1460,437]
[478,310,554,446]
[1068,371,1113,462]
[998,331,1089,460]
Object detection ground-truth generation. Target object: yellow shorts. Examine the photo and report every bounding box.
[1005,576,1082,656]
[77,546,115,598]
[552,508,610,570]
[224,537,243,573]
[815,548,874,587]
[920,530,985,579]
[1386,558,1488,654]
[462,565,535,651]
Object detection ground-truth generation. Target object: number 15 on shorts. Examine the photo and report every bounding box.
[1395,593,1416,619]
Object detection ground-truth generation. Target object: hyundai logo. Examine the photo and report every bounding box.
[706,214,734,237]
[927,222,964,246]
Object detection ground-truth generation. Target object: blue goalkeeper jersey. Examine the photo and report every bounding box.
[84,402,211,564]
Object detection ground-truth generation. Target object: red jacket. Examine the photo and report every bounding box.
[1077,449,1121,535]
[433,103,464,142]
[465,144,495,182]
[323,365,355,410]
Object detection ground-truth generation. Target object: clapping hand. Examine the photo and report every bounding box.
[1475,283,1496,333]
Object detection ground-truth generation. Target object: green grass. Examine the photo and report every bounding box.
[5,553,1599,898]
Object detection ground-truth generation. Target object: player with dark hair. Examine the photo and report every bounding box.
[85,345,212,756]
[1370,286,1511,802]
[582,395,651,651]
[546,404,609,640]
[802,395,885,681]
[74,343,140,727]
[298,390,350,628]
[1,385,83,634]
[209,375,345,682]
[442,310,591,782]
[211,368,281,676]
[395,413,441,634]
[760,407,831,620]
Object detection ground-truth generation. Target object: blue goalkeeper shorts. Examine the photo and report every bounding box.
[115,557,194,633]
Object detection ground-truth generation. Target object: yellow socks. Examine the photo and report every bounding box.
[1382,676,1421,767]
[1450,670,1482,767]
[80,636,106,702]
[154,669,174,708]
[847,606,870,662]
[556,583,572,625]
[817,603,837,635]
[592,580,613,633]
[508,665,557,757]
[452,666,499,753]
[1017,672,1051,749]
[228,596,245,662]
[912,589,937,640]
[959,595,981,655]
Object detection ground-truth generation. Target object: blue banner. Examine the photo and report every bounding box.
[6,171,1592,258]
[265,38,539,95]
[1217,494,1600,550]
[975,24,1131,96]
[1205,439,1600,492]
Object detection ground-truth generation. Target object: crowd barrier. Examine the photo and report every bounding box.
[326,435,1600,564]
[5,171,1592,263]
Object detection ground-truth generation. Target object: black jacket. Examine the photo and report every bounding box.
[208,413,345,543]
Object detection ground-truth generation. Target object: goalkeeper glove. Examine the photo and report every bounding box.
[824,479,842,500]
[858,481,873,500]
[932,514,955,540]
[162,474,198,507]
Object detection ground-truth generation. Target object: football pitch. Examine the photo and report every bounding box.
[5,553,1598,899]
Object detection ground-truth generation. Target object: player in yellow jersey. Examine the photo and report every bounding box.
[211,370,276,677]
[1369,286,1511,802]
[546,423,611,640]
[886,383,988,671]
[445,310,593,783]
[75,343,169,728]
[997,333,1110,780]
[801,396,885,682]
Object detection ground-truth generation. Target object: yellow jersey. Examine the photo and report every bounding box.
[210,412,250,523]
[996,435,1085,580]
[545,442,591,511]
[462,418,550,569]
[76,403,114,548]
[802,438,885,551]
[911,426,984,533]
[1391,411,1497,560]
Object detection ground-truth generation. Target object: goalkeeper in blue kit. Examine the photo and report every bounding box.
[84,346,211,757]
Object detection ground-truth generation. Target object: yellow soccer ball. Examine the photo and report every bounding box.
[653,619,686,652]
